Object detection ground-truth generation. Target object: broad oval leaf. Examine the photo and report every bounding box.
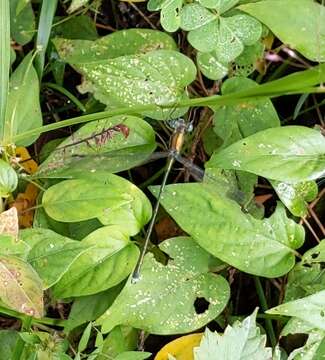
[2,53,42,146]
[267,290,325,331]
[52,226,139,298]
[58,49,196,120]
[21,228,89,289]
[151,184,304,277]
[271,180,318,217]
[207,126,325,183]
[180,4,216,31]
[0,254,43,318]
[0,160,18,197]
[36,115,156,177]
[42,178,132,222]
[53,29,177,63]
[240,0,325,62]
[97,237,230,335]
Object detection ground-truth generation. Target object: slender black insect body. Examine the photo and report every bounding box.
[131,118,189,283]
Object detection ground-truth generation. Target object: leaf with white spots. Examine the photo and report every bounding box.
[52,226,139,298]
[20,228,89,289]
[197,50,228,80]
[53,29,177,63]
[57,48,196,120]
[267,290,325,331]
[180,5,261,59]
[193,309,272,360]
[36,115,156,177]
[284,240,325,302]
[271,180,318,217]
[97,237,230,334]
[207,126,325,183]
[0,254,43,318]
[0,207,19,238]
[151,184,305,277]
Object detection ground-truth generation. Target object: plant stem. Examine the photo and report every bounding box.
[11,315,33,360]
[254,277,277,348]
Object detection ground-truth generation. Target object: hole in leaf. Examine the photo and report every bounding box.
[320,310,325,317]
[152,248,173,266]
[302,263,312,268]
[194,297,210,314]
[311,252,320,259]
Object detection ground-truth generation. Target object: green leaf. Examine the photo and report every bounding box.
[78,322,92,353]
[97,237,230,334]
[3,52,42,146]
[114,352,151,360]
[0,235,29,257]
[66,50,196,120]
[97,326,138,359]
[271,180,318,217]
[231,41,264,77]
[34,0,58,79]
[197,51,228,80]
[10,0,35,45]
[36,115,156,178]
[65,284,123,332]
[285,240,325,302]
[0,330,19,359]
[215,14,262,63]
[240,0,325,62]
[94,173,152,236]
[0,254,43,317]
[52,226,139,298]
[52,15,98,40]
[198,0,239,12]
[53,29,177,62]
[42,178,133,223]
[212,77,280,149]
[0,0,10,132]
[21,228,89,289]
[267,290,325,331]
[0,160,18,197]
[152,184,304,277]
[160,0,183,32]
[207,126,325,183]
[193,309,272,359]
[180,4,216,31]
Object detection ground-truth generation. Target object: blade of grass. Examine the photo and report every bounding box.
[34,0,58,80]
[11,63,325,144]
[0,0,10,139]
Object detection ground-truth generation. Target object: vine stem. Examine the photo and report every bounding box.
[254,277,277,348]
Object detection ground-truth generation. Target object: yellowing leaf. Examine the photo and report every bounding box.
[10,183,39,228]
[16,147,38,174]
[155,333,203,360]
[0,207,19,239]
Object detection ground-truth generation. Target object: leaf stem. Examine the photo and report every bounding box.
[11,315,33,360]
[254,277,277,348]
